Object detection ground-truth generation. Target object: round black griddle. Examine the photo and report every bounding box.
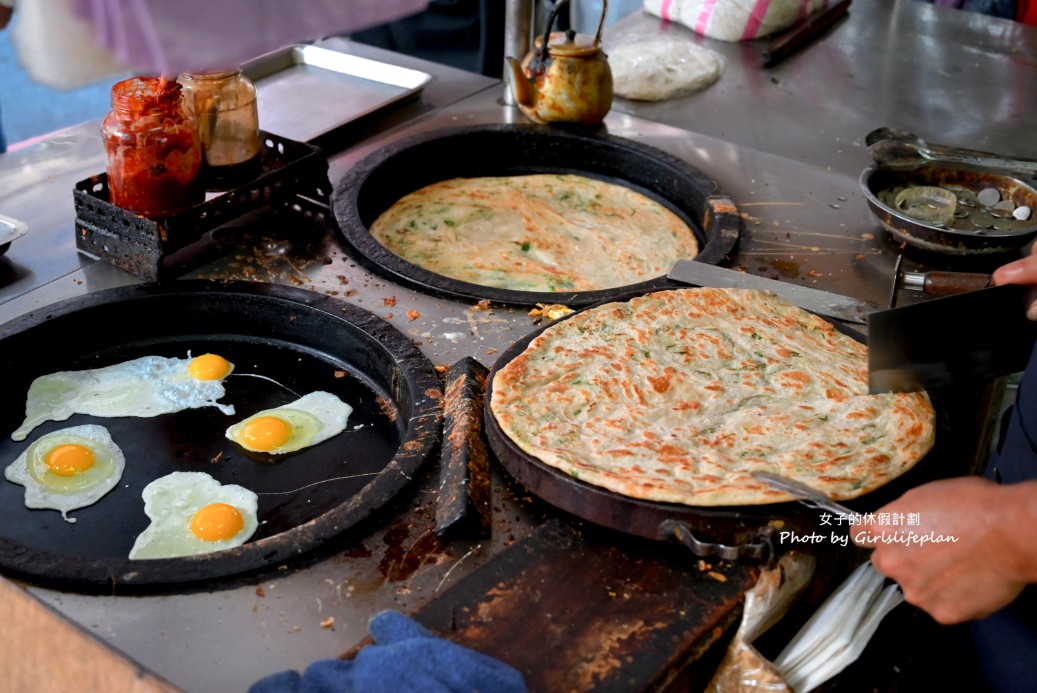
[332,123,741,307]
[0,281,442,592]
[481,287,936,560]
[482,288,817,560]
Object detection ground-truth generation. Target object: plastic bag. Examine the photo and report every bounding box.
[706,552,815,692]
[11,0,129,90]
[643,0,828,42]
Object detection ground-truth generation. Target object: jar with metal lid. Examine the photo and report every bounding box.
[178,69,261,180]
[101,76,204,218]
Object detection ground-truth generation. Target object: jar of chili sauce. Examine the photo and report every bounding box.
[101,76,204,218]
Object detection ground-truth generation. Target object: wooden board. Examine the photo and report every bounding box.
[411,518,759,691]
[0,576,181,693]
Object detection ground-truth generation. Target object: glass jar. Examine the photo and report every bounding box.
[178,69,261,179]
[101,76,204,218]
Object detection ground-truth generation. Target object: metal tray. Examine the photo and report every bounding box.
[242,44,433,149]
[0,213,28,256]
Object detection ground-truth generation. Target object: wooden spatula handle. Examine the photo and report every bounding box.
[921,271,994,296]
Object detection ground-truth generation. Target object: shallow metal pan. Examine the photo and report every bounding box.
[332,123,741,307]
[0,281,442,592]
[860,164,1037,255]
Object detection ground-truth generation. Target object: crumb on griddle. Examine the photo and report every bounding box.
[529,303,574,323]
[407,309,421,321]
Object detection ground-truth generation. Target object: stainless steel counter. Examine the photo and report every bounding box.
[0,4,1033,691]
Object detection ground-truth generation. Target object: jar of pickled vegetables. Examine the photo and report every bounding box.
[178,69,261,180]
[101,76,204,218]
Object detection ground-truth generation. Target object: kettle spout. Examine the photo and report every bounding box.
[505,56,536,108]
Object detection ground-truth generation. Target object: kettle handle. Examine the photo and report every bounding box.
[535,0,570,65]
[594,0,608,47]
[535,0,609,65]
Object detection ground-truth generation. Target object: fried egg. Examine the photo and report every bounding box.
[13,352,235,442]
[129,471,259,559]
[225,391,352,455]
[4,424,125,523]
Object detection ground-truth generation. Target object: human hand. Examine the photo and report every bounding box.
[993,244,1037,320]
[852,476,1037,624]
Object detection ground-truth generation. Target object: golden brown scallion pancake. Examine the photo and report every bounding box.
[490,287,936,506]
[368,174,699,292]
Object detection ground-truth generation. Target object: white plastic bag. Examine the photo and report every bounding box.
[643,0,828,42]
[10,0,129,90]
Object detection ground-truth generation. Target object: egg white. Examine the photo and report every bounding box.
[225,391,352,455]
[13,353,235,442]
[4,424,125,523]
[129,471,259,560]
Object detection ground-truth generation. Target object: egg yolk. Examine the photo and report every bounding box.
[188,353,231,381]
[44,444,95,476]
[240,416,293,451]
[190,503,244,542]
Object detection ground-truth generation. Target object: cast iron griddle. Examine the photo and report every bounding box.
[332,123,741,307]
[481,288,913,559]
[0,281,441,592]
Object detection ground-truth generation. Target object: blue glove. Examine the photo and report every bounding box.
[250,610,527,693]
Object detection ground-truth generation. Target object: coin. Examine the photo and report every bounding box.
[970,209,995,228]
[977,187,1001,207]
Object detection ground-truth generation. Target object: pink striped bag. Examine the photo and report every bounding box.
[643,0,828,41]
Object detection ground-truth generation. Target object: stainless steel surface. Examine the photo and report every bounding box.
[750,472,857,518]
[667,259,877,324]
[0,4,1033,690]
[608,2,1037,179]
[242,44,433,145]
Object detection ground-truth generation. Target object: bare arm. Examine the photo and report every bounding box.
[853,476,1037,624]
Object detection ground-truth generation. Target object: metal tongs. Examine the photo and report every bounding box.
[751,472,856,518]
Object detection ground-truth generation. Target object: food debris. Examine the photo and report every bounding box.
[383,296,397,307]
[472,299,492,311]
[320,617,335,629]
[707,571,728,582]
[334,370,346,378]
[434,365,449,373]
[210,451,224,464]
[697,559,712,572]
[529,303,574,322]
[407,309,421,321]
[255,586,266,597]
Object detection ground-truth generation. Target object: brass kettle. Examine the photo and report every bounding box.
[506,0,613,126]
